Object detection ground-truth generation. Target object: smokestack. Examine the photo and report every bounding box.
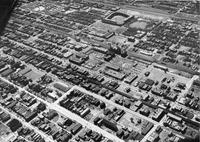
[197,0,200,14]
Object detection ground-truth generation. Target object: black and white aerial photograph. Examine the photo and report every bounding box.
[0,0,200,142]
